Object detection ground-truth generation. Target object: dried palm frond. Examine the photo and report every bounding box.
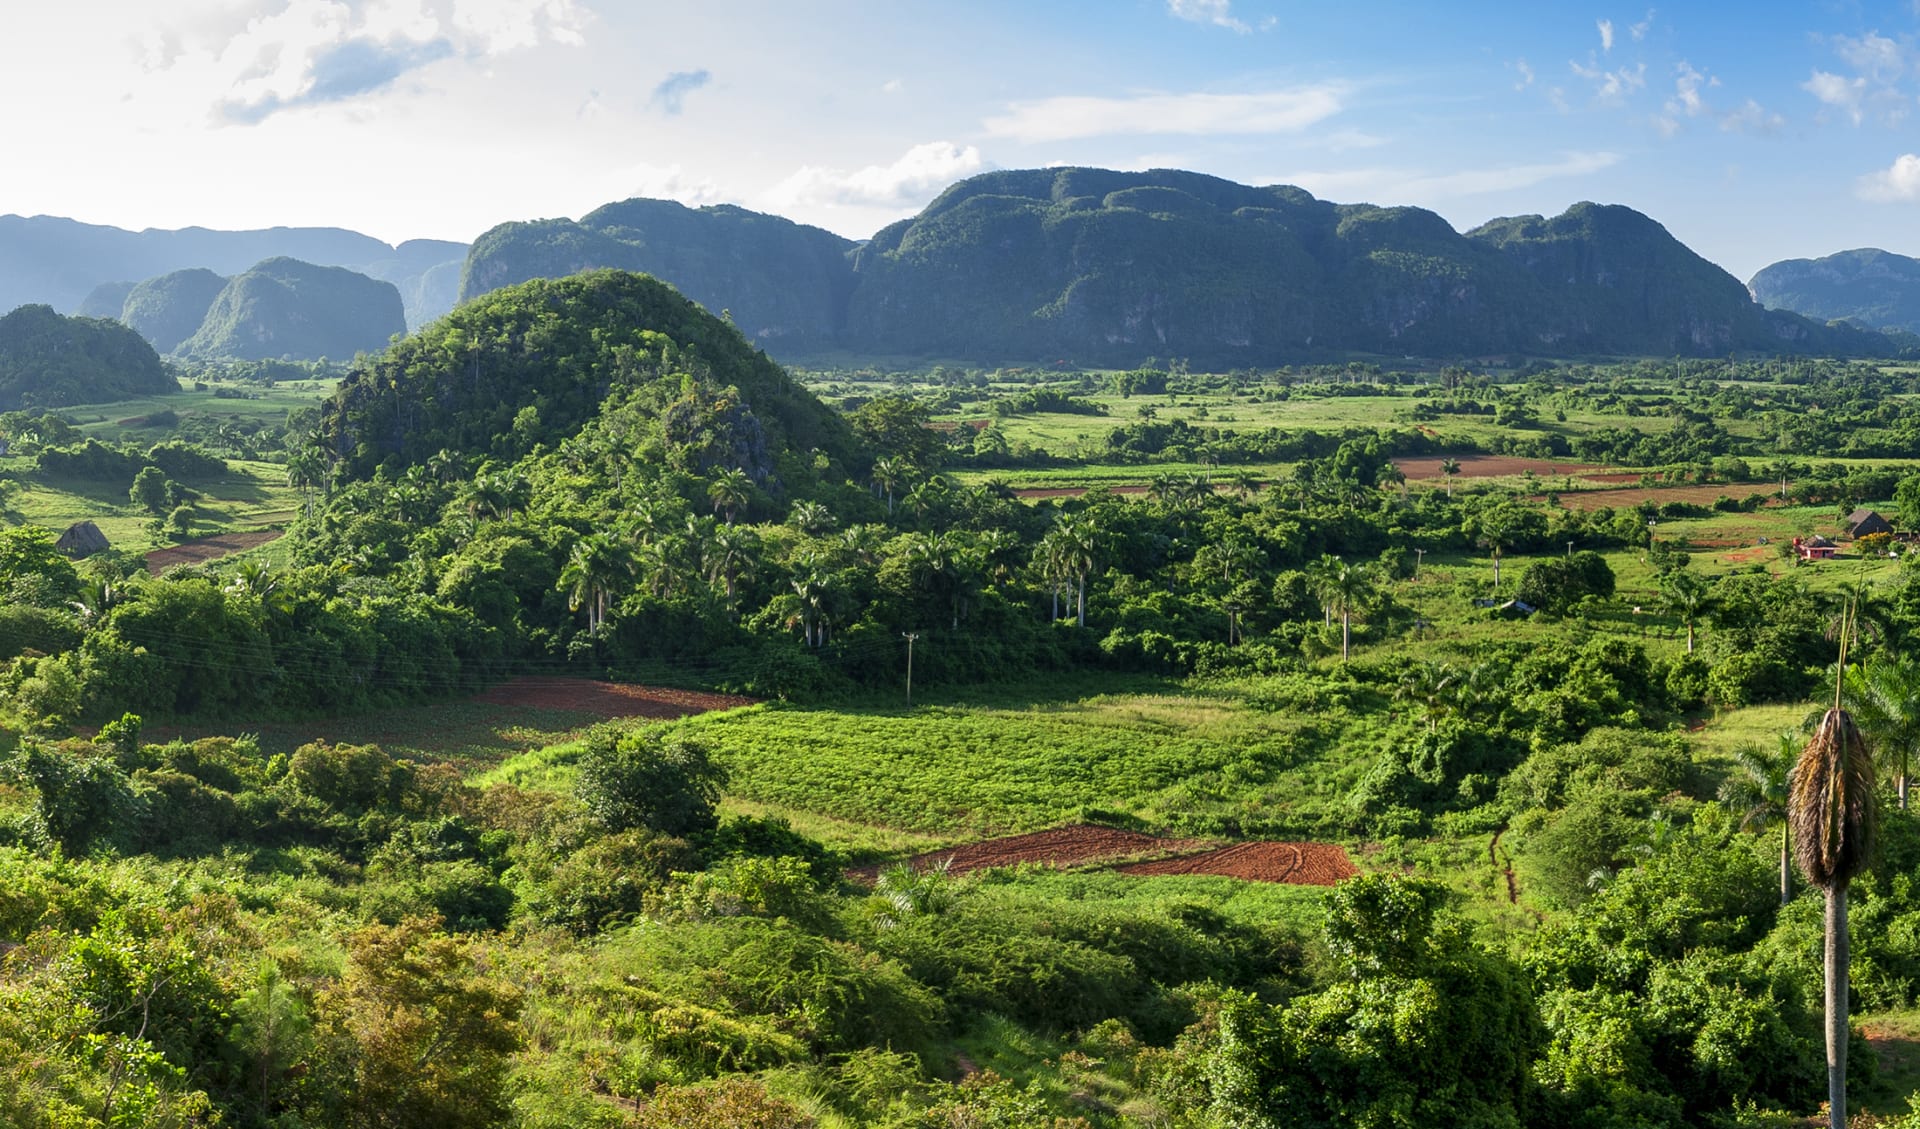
[1790,706,1878,890]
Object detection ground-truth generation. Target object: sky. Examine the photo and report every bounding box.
[7,1,1920,281]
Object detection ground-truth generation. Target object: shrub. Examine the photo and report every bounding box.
[576,729,726,839]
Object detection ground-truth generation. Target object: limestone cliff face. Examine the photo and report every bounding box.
[457,168,1896,363]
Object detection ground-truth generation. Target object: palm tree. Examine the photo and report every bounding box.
[225,560,293,615]
[870,456,908,515]
[1789,699,1878,1129]
[1659,570,1712,654]
[1842,654,1920,809]
[1396,662,1458,732]
[704,524,759,605]
[707,468,752,525]
[1057,518,1097,627]
[559,534,632,633]
[1033,531,1071,622]
[1720,732,1798,905]
[1310,555,1375,661]
[1439,457,1462,498]
[788,500,835,536]
[1377,461,1407,500]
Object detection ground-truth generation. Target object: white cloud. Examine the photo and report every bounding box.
[1278,151,1620,206]
[982,86,1344,143]
[1630,10,1653,40]
[1166,0,1249,34]
[765,141,989,211]
[1569,57,1645,103]
[1833,31,1904,80]
[1804,69,1867,123]
[133,0,590,124]
[1720,98,1783,134]
[602,161,725,206]
[1597,19,1614,53]
[1858,153,1920,201]
[1514,59,1535,90]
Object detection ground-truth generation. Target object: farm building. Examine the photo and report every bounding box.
[1848,508,1894,539]
[55,520,109,558]
[1795,534,1839,561]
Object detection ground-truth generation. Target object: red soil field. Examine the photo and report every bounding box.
[1392,455,1605,479]
[881,825,1209,878]
[860,824,1360,887]
[1119,841,1360,885]
[472,676,753,720]
[145,529,285,574]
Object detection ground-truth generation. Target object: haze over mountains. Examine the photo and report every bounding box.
[7,167,1916,366]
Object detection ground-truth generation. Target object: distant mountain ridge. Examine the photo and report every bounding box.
[79,259,408,362]
[461,167,1893,363]
[1748,248,1920,335]
[0,215,464,329]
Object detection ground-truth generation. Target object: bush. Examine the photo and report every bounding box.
[576,729,726,838]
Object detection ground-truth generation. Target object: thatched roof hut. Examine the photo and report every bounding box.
[1847,508,1894,539]
[55,520,109,558]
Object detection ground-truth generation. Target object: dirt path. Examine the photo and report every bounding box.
[1393,455,1605,479]
[145,529,285,574]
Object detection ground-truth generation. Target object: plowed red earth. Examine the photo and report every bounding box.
[145,529,284,573]
[1011,485,1151,499]
[1119,841,1360,885]
[1393,455,1604,479]
[886,825,1206,877]
[472,677,753,719]
[860,824,1358,886]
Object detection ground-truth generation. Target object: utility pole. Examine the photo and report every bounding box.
[1413,547,1425,576]
[1566,541,1575,559]
[902,632,918,705]
[1225,601,1243,646]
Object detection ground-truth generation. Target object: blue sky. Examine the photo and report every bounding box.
[5,1,1920,280]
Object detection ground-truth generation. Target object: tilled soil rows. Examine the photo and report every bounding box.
[1118,840,1360,885]
[862,824,1359,886]
[472,676,753,719]
[145,529,285,573]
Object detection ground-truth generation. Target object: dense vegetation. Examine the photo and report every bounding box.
[14,269,1920,1125]
[466,167,1905,365]
[0,304,173,410]
[1750,247,1920,336]
[176,258,406,362]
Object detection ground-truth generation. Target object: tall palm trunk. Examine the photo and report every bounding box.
[1076,573,1086,627]
[1780,826,1792,907]
[1340,608,1351,661]
[1826,886,1849,1128]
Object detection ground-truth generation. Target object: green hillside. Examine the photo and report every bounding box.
[0,304,172,410]
[177,257,406,362]
[119,266,227,353]
[1749,247,1920,334]
[461,199,855,351]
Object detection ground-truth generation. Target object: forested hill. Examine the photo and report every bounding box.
[1749,247,1920,335]
[0,304,172,410]
[174,258,407,362]
[459,199,856,351]
[461,167,1895,364]
[0,214,465,328]
[319,269,859,485]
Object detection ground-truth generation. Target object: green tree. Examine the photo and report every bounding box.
[1440,456,1462,498]
[1310,555,1376,661]
[1718,731,1798,904]
[558,533,631,633]
[576,729,727,839]
[129,465,170,514]
[1789,705,1878,1129]
[326,917,521,1129]
[1659,569,1713,654]
[707,467,752,524]
[1843,653,1920,809]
